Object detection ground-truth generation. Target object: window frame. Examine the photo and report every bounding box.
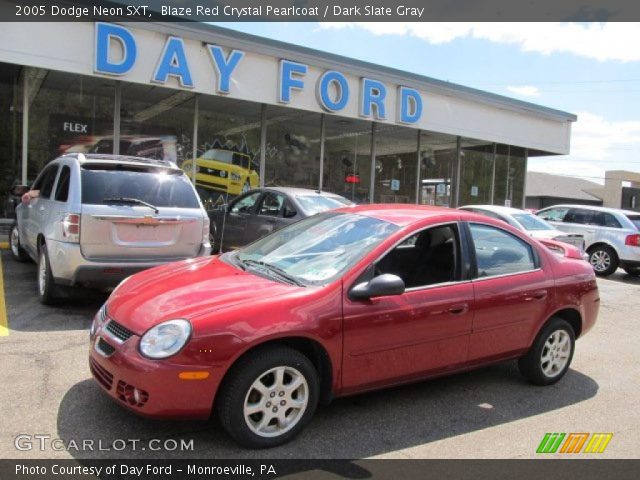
[53,164,72,203]
[464,221,541,281]
[36,164,60,200]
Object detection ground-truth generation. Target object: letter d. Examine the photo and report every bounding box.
[95,23,137,75]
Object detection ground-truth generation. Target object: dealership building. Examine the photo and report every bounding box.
[0,19,576,212]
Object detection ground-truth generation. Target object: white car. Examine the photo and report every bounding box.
[459,205,585,250]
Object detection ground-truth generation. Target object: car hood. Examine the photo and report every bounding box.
[106,256,297,335]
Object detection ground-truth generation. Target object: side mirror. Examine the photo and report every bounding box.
[349,274,405,300]
[11,185,30,197]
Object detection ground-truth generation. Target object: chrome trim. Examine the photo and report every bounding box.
[102,320,127,345]
[471,267,542,283]
[91,215,197,225]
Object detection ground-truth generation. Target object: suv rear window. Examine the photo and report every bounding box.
[80,167,200,208]
[626,215,640,230]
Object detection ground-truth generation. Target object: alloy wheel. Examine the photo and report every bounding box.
[10,227,20,257]
[540,330,571,378]
[589,250,610,273]
[243,366,309,438]
[38,251,47,297]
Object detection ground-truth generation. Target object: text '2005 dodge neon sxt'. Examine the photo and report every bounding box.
[89,205,599,448]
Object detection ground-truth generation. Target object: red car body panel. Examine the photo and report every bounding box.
[89,205,599,419]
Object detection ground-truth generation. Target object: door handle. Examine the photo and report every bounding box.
[448,303,469,315]
[524,290,547,301]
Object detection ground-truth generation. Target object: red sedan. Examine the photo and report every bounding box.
[89,205,599,448]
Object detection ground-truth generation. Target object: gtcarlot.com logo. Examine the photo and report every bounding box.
[536,432,613,454]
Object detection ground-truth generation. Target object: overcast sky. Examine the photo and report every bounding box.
[215,22,640,184]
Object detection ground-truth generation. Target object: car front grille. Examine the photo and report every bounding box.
[105,320,134,343]
[90,357,114,391]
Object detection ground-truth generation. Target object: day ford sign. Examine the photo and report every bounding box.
[94,22,423,124]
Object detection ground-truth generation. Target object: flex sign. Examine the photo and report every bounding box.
[94,22,423,124]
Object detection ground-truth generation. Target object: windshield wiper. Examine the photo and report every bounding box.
[241,259,305,287]
[103,197,159,214]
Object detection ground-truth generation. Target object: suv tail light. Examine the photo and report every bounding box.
[62,213,80,243]
[625,234,640,247]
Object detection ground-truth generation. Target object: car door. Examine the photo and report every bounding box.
[342,223,474,392]
[248,191,291,241]
[219,191,261,251]
[466,222,554,362]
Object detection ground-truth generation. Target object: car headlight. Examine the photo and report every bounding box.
[230,172,242,181]
[139,319,192,359]
[90,304,107,337]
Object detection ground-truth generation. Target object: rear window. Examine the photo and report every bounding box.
[512,213,554,231]
[81,168,200,208]
[626,215,640,230]
[296,195,353,215]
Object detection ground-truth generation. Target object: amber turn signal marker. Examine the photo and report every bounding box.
[178,371,210,380]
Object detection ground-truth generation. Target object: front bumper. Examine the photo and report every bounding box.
[89,323,221,419]
[48,239,211,288]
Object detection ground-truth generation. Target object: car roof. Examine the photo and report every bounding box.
[266,187,349,200]
[333,204,463,226]
[60,153,179,170]
[459,204,529,216]
[539,204,640,217]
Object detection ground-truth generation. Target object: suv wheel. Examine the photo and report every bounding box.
[588,245,618,276]
[37,244,58,305]
[9,224,29,262]
[518,317,575,386]
[217,346,319,448]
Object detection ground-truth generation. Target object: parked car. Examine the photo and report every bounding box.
[9,153,211,304]
[536,204,640,276]
[459,205,585,250]
[210,187,353,252]
[89,205,598,448]
[182,148,259,196]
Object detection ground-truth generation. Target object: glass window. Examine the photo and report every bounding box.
[80,167,199,209]
[257,192,285,217]
[469,223,536,277]
[295,195,352,216]
[419,131,458,207]
[324,115,372,204]
[512,213,554,231]
[54,165,71,202]
[494,145,526,209]
[564,208,592,225]
[459,140,494,206]
[264,106,321,191]
[375,126,419,203]
[236,212,399,285]
[0,62,23,214]
[28,69,114,176]
[194,95,261,208]
[625,215,640,230]
[36,164,59,199]
[230,191,261,214]
[538,207,569,222]
[589,212,622,228]
[376,224,459,288]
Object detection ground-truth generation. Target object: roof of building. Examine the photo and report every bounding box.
[526,172,603,202]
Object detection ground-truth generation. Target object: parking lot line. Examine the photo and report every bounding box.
[0,255,8,336]
[0,241,8,250]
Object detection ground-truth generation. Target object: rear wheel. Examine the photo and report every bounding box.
[588,245,618,276]
[37,244,58,305]
[217,346,319,448]
[9,224,29,262]
[518,317,575,386]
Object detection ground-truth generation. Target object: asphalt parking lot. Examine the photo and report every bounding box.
[0,249,638,460]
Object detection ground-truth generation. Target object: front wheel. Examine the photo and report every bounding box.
[9,224,29,262]
[217,346,319,448]
[518,318,575,386]
[588,245,618,276]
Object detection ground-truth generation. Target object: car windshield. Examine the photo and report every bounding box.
[512,213,554,231]
[81,167,200,208]
[295,195,353,215]
[235,212,399,285]
[625,215,640,230]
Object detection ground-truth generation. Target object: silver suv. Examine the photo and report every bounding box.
[536,204,640,276]
[9,154,211,303]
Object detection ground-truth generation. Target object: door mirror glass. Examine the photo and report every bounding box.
[350,274,405,300]
[11,185,30,197]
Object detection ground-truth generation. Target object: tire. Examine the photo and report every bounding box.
[518,317,575,386]
[217,346,319,448]
[9,224,29,262]
[37,244,58,305]
[587,244,618,276]
[623,266,640,277]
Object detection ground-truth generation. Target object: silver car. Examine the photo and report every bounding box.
[9,153,211,303]
[459,205,585,250]
[536,204,640,276]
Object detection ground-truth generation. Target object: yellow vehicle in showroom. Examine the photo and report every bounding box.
[183,148,259,196]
